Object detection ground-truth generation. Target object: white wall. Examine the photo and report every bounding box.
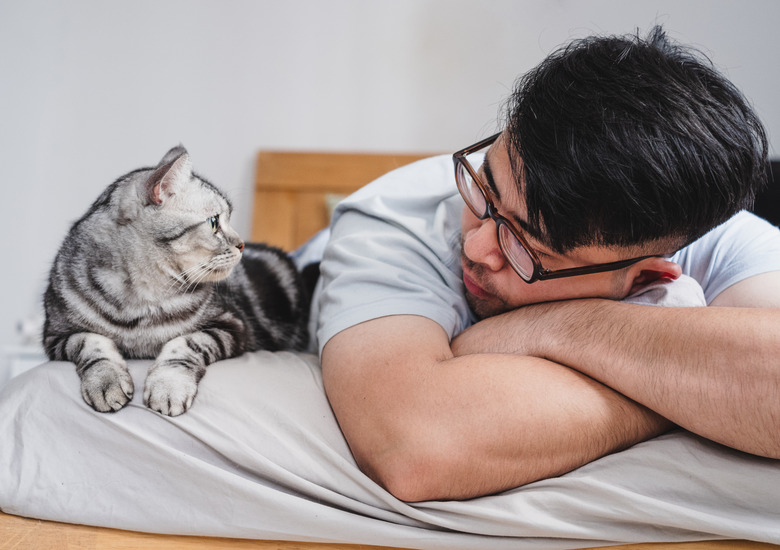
[1,0,778,375]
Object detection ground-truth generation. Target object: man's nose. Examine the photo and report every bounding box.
[463,217,506,272]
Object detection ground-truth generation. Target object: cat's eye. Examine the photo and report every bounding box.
[208,215,220,234]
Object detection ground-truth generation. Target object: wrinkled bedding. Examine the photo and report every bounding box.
[1,348,779,550]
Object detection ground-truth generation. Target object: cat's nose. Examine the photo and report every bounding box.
[236,242,245,252]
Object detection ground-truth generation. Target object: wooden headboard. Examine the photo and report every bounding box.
[251,151,431,250]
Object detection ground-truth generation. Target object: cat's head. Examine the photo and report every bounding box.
[119,146,245,285]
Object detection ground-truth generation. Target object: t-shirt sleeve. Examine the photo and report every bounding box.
[672,211,780,304]
[314,156,471,354]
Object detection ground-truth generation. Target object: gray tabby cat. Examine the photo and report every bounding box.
[43,146,310,416]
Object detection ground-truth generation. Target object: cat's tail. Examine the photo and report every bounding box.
[300,261,321,311]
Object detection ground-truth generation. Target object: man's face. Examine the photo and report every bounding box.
[459,132,634,319]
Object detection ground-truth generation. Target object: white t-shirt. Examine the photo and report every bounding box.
[309,155,780,354]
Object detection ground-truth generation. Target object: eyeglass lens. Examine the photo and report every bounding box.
[456,155,537,282]
[497,223,535,280]
[456,161,487,218]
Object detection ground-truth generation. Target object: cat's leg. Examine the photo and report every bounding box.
[65,333,134,412]
[144,329,236,416]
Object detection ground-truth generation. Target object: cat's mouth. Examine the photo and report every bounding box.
[203,258,240,282]
[178,253,241,285]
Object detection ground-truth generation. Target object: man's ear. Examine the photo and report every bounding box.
[625,257,683,295]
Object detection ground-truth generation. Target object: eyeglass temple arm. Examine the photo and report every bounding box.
[535,255,658,281]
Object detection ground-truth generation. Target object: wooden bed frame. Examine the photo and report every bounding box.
[3,509,779,550]
[1,150,777,550]
[250,150,433,250]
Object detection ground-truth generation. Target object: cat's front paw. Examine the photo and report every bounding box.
[143,365,199,417]
[80,360,134,412]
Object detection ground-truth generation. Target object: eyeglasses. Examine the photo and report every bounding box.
[453,133,655,283]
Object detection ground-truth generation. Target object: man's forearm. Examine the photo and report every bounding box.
[325,315,672,501]
[453,299,780,458]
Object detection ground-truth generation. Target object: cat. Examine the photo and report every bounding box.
[43,146,311,416]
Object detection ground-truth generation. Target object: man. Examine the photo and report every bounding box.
[313,27,780,502]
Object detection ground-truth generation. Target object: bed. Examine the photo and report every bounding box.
[1,150,779,550]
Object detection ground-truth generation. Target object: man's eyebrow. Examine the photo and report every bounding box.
[484,152,549,244]
[481,156,501,201]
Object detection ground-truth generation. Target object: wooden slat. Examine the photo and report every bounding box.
[2,511,779,550]
[252,151,432,249]
[255,151,431,193]
[293,191,332,248]
[251,189,298,250]
[0,511,405,550]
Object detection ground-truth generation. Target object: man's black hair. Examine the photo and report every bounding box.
[505,26,768,253]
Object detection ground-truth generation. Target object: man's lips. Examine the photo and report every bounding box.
[462,269,493,300]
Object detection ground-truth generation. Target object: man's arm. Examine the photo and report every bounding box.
[452,272,780,459]
[322,314,671,502]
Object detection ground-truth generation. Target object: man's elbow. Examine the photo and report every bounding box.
[355,445,452,503]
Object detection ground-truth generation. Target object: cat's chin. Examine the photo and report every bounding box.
[201,266,236,282]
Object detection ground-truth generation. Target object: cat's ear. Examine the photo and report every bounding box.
[158,145,188,167]
[144,146,192,206]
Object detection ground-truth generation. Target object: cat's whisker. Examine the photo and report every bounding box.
[165,270,191,293]
[181,262,217,293]
[169,261,216,294]
[166,270,195,294]
[165,266,200,294]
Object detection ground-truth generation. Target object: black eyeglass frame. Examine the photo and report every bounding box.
[452,133,655,283]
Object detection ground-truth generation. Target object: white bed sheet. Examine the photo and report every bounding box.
[1,349,780,550]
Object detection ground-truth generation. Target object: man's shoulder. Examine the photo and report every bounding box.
[673,211,780,302]
[328,153,462,252]
[681,211,779,256]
